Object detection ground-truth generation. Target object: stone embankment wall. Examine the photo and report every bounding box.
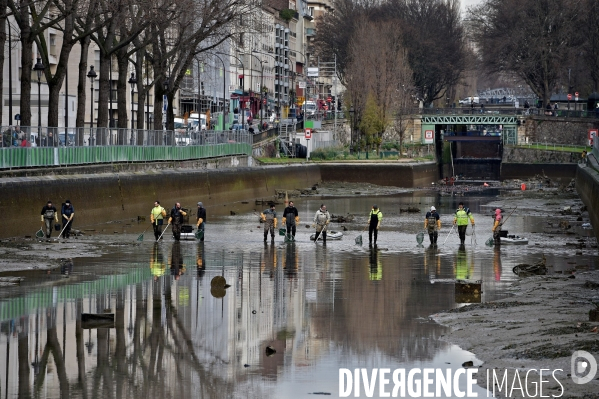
[521,117,597,145]
[501,147,579,180]
[575,162,599,243]
[0,160,438,238]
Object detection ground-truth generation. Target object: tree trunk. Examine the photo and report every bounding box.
[47,12,75,128]
[116,48,128,145]
[18,7,33,128]
[135,48,145,131]
[97,50,111,132]
[0,1,7,125]
[76,37,91,136]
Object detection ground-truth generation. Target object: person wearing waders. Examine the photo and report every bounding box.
[313,204,330,243]
[492,208,502,245]
[282,201,299,240]
[150,201,167,241]
[424,206,441,245]
[61,200,75,238]
[261,203,278,242]
[368,204,383,246]
[453,202,474,245]
[196,202,206,242]
[169,203,187,241]
[40,200,59,239]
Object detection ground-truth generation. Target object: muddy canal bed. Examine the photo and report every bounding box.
[0,183,597,398]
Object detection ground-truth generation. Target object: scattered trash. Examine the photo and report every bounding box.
[455,281,482,303]
[252,310,257,314]
[462,361,474,367]
[513,256,547,276]
[582,223,592,229]
[265,346,276,356]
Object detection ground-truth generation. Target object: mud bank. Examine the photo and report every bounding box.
[432,271,599,398]
[0,162,438,239]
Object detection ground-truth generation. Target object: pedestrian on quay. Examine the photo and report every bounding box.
[367,204,383,246]
[61,200,75,238]
[168,203,187,241]
[0,130,11,147]
[150,200,167,241]
[312,204,330,243]
[492,208,503,245]
[196,202,206,241]
[424,206,441,246]
[282,201,299,241]
[40,200,59,239]
[453,202,474,245]
[260,203,278,242]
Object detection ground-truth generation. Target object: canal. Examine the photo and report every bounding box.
[0,190,596,398]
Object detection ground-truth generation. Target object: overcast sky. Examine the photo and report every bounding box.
[461,0,481,14]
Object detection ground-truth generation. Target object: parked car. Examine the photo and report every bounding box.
[459,96,480,105]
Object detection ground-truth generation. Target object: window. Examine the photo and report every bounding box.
[308,7,314,17]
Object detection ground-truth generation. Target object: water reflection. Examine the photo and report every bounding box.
[1,191,597,398]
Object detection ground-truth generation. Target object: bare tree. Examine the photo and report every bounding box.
[148,0,253,130]
[468,0,583,106]
[345,19,413,151]
[8,0,68,127]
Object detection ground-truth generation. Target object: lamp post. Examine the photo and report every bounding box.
[253,50,277,124]
[128,73,137,130]
[349,105,355,153]
[246,53,265,127]
[222,53,245,118]
[206,52,227,129]
[163,76,169,133]
[294,49,309,121]
[87,65,97,145]
[33,58,44,137]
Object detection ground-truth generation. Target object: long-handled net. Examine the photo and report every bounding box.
[36,228,44,239]
[137,227,149,241]
[416,231,424,245]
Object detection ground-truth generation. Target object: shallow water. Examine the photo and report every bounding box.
[0,191,596,398]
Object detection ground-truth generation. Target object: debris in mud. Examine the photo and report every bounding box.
[265,346,277,356]
[400,207,420,213]
[462,361,474,367]
[330,214,354,223]
[455,281,482,304]
[584,281,599,289]
[513,256,548,276]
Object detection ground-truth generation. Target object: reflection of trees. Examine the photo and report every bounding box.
[311,252,452,361]
[13,280,240,399]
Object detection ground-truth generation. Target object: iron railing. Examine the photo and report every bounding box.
[0,127,252,169]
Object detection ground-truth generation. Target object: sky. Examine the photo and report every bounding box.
[461,0,482,14]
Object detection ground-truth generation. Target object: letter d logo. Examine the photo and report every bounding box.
[571,350,597,384]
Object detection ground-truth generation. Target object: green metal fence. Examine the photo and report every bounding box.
[0,142,252,169]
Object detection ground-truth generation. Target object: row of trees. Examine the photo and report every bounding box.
[0,0,254,131]
[467,0,599,108]
[315,0,466,151]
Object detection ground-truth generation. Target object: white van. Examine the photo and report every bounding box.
[305,101,317,115]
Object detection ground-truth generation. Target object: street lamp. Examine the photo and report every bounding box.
[294,49,309,121]
[87,65,97,145]
[163,76,169,133]
[253,50,278,123]
[33,58,44,137]
[128,73,137,131]
[349,105,355,153]
[206,52,227,129]
[250,50,266,128]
